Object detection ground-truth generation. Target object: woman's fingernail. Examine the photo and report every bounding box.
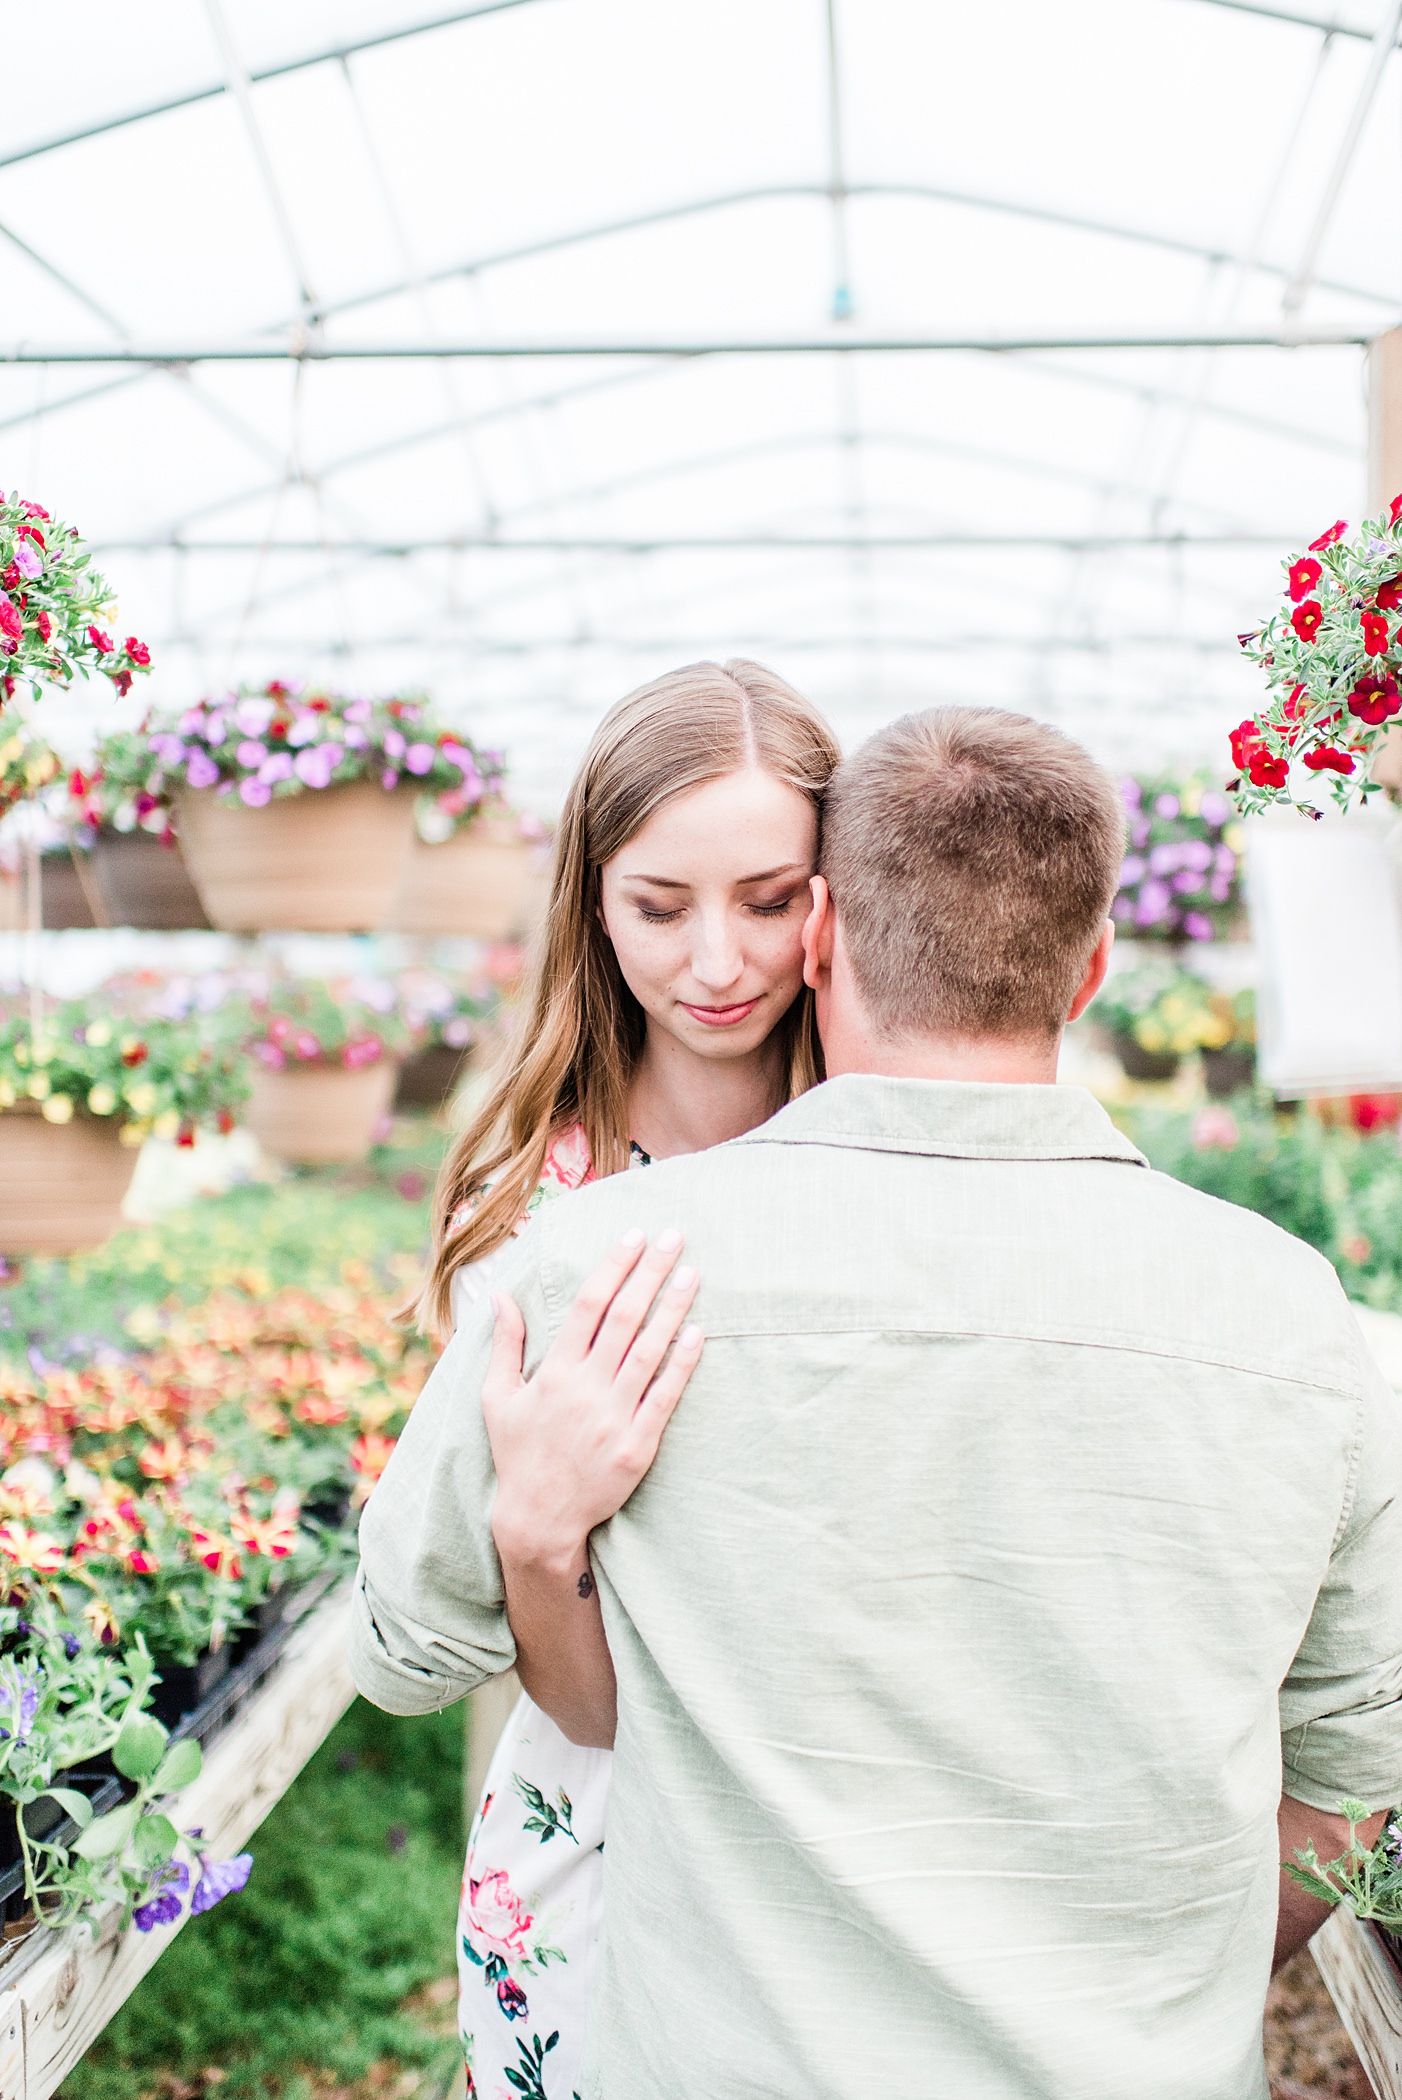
[671,1265,696,1291]
[656,1227,683,1254]
[621,1228,645,1250]
[679,1325,703,1347]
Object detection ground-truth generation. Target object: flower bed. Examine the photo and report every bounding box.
[1113,774,1245,943]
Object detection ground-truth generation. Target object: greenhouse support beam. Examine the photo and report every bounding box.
[92,532,1298,552]
[0,327,1383,364]
[1186,0,1392,37]
[0,0,549,171]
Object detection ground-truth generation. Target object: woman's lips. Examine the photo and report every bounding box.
[680,998,761,1027]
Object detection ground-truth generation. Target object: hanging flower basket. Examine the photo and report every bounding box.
[0,850,98,932]
[0,487,151,716]
[390,807,545,939]
[85,830,211,931]
[246,1061,397,1165]
[90,687,503,935]
[0,1103,138,1255]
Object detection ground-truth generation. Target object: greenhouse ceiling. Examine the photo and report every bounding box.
[5,0,1402,802]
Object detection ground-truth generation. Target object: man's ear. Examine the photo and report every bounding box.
[1067,920,1115,1023]
[801,875,834,992]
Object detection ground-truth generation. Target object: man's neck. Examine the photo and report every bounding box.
[820,1029,1061,1087]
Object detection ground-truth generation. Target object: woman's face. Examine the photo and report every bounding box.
[599,768,818,1064]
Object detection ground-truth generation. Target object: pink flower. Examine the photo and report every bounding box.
[405,741,434,775]
[239,777,272,807]
[342,1035,383,1069]
[0,601,21,650]
[462,1871,533,1961]
[236,740,268,767]
[235,697,275,736]
[13,542,41,581]
[382,728,406,761]
[124,638,150,667]
[259,752,295,784]
[540,1124,595,1192]
[293,1030,321,1061]
[186,750,220,789]
[293,744,341,789]
[286,715,320,747]
[87,625,114,655]
[381,768,399,791]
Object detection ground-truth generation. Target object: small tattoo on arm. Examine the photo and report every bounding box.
[577,1570,595,1600]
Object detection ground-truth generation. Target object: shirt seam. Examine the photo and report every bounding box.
[1331,1390,1368,1553]
[728,1130,1148,1166]
[672,1319,1366,1402]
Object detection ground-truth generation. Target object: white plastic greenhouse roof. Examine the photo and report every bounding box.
[6,0,1402,803]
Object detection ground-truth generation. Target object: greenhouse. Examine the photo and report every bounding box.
[5,3,1402,2098]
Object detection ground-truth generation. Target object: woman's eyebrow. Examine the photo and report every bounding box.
[620,861,808,889]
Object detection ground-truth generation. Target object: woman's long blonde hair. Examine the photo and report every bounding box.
[417,659,840,1337]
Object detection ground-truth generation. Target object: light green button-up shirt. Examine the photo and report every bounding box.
[352,1077,1402,2100]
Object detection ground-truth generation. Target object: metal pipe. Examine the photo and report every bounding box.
[90,531,1297,551]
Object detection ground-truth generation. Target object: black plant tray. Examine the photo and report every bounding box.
[0,1770,129,1922]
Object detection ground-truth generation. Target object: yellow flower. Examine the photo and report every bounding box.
[1223,822,1246,853]
[0,1079,13,1108]
[1182,783,1202,816]
[29,1036,53,1067]
[124,1080,157,1116]
[87,1083,117,1115]
[12,1041,27,1068]
[40,1093,73,1123]
[84,1020,112,1048]
[152,1109,179,1140]
[26,1071,50,1100]
[118,1120,148,1147]
[1136,1020,1169,1052]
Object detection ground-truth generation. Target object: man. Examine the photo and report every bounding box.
[352,707,1402,2099]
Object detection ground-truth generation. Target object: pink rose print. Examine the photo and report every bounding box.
[462,1871,533,1962]
[540,1125,594,1193]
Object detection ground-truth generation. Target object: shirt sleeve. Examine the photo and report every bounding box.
[347,1233,547,1715]
[1280,1345,1402,1814]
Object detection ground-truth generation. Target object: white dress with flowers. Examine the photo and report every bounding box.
[451,1127,646,2100]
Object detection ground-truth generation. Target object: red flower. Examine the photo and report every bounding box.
[1379,576,1402,611]
[34,610,51,643]
[0,602,21,650]
[17,524,44,548]
[1310,520,1348,552]
[1362,610,1393,656]
[1303,745,1356,774]
[0,565,17,593]
[1249,751,1289,788]
[1349,673,1402,725]
[124,637,150,667]
[110,670,133,697]
[1288,557,1322,602]
[1391,493,1402,525]
[217,1110,236,1135]
[87,625,114,655]
[1291,600,1324,640]
[121,1042,149,1068]
[176,1124,196,1149]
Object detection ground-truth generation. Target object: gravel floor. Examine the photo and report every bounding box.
[1266,1950,1372,2098]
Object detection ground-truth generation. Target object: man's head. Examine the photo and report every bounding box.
[805,707,1125,1079]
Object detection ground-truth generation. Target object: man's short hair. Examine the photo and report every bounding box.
[820,707,1125,1041]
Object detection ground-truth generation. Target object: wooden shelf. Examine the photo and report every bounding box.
[0,1583,356,2100]
[1313,1907,1402,2098]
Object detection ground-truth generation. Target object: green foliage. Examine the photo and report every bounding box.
[0,999,248,1141]
[1284,1802,1402,1929]
[63,1700,466,2100]
[1115,1097,1402,1307]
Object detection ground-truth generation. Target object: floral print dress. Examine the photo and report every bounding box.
[450,1127,648,2100]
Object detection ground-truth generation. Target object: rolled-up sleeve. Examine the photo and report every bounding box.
[1281,1357,1402,1813]
[348,1237,545,1713]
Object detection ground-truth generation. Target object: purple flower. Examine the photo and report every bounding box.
[1134,878,1173,926]
[1118,776,1142,808]
[239,777,272,808]
[0,1664,40,1744]
[178,708,207,736]
[235,740,267,768]
[381,768,399,791]
[62,1633,80,1659]
[1208,876,1231,902]
[1171,870,1203,894]
[148,734,186,765]
[185,750,220,790]
[344,727,368,750]
[293,744,341,789]
[13,542,42,581]
[382,728,406,761]
[286,715,321,747]
[1183,912,1214,941]
[1154,793,1180,819]
[1148,842,1180,876]
[234,697,275,736]
[134,1860,190,1933]
[343,698,372,724]
[258,752,295,784]
[1130,817,1151,849]
[189,1853,252,1915]
[1199,791,1230,827]
[1118,856,1145,885]
[204,711,228,747]
[404,742,434,776]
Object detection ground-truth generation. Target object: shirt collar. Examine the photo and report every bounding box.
[736,1073,1148,1167]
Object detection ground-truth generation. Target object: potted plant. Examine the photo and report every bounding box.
[0,998,249,1255]
[387,746,543,938]
[237,980,414,1164]
[0,486,151,718]
[393,967,501,1111]
[112,686,489,933]
[1198,990,1256,1098]
[61,749,210,930]
[1112,775,1245,944]
[1091,962,1225,1084]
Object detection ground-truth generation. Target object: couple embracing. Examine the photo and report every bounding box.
[351,662,1402,2100]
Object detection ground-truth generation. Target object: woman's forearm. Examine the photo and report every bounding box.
[494,1519,618,1749]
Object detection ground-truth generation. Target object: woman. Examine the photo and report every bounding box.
[418,659,840,2098]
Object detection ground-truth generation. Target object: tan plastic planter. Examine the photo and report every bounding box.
[87,830,211,930]
[246,1060,397,1165]
[390,812,544,939]
[0,1107,138,1254]
[176,782,418,932]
